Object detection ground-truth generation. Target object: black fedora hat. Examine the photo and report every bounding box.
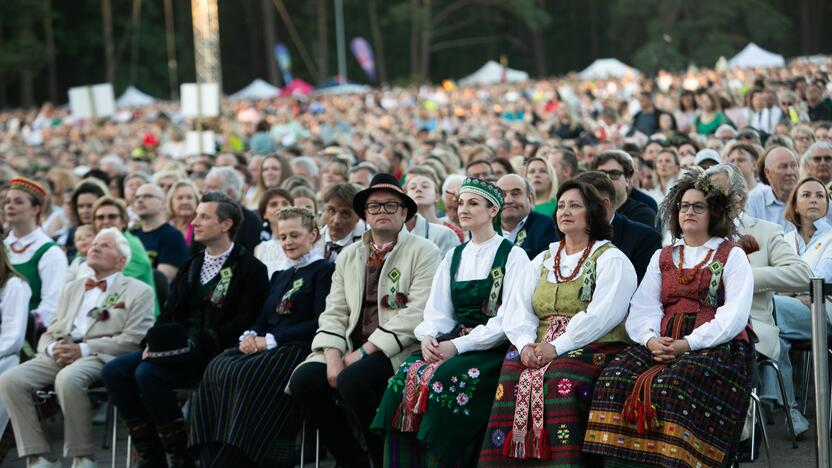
[353,173,417,221]
[144,323,195,366]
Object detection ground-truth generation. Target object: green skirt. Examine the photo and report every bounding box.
[371,346,506,461]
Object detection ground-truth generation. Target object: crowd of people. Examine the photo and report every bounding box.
[0,57,831,467]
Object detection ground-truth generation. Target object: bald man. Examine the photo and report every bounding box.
[130,183,188,281]
[497,174,557,259]
[746,147,801,233]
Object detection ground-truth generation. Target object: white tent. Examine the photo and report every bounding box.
[727,43,785,69]
[116,86,158,108]
[578,58,640,80]
[314,83,371,95]
[229,79,281,101]
[459,61,529,86]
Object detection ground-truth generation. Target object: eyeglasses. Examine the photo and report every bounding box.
[677,202,707,214]
[599,169,625,181]
[811,155,832,164]
[366,201,404,215]
[94,213,122,221]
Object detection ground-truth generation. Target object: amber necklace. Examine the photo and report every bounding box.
[553,240,595,283]
[9,241,34,254]
[676,244,713,285]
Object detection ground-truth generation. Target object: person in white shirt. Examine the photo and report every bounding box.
[314,183,367,262]
[584,169,754,468]
[478,179,637,465]
[2,177,68,329]
[372,177,529,466]
[0,244,31,460]
[0,228,154,468]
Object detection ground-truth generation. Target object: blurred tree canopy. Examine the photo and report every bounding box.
[0,0,828,108]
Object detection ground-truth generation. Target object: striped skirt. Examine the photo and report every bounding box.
[478,342,626,467]
[189,344,306,465]
[582,341,753,468]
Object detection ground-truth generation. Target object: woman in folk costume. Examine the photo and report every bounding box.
[371,177,530,466]
[583,170,755,468]
[478,180,638,467]
[190,208,333,467]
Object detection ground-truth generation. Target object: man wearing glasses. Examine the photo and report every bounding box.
[590,150,657,229]
[289,173,440,468]
[130,184,187,283]
[801,141,832,186]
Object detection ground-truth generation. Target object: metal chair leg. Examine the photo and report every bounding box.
[759,359,799,448]
[300,419,306,467]
[111,406,118,468]
[751,392,774,468]
[126,434,132,468]
[800,351,812,415]
[103,400,114,449]
[315,428,320,468]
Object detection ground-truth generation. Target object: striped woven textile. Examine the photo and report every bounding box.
[189,345,306,465]
[583,339,753,467]
[478,342,625,467]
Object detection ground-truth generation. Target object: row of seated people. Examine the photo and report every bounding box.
[0,168,815,468]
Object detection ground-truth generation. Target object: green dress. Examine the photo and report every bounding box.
[11,242,56,311]
[372,239,513,465]
[534,199,557,219]
[124,231,159,315]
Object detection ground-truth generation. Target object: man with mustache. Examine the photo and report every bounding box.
[746,146,800,233]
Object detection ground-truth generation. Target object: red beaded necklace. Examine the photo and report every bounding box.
[9,241,33,254]
[676,244,713,285]
[553,240,595,283]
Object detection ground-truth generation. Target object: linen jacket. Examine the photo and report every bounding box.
[37,274,155,363]
[737,213,812,360]
[302,228,440,371]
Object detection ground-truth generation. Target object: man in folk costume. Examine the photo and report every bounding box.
[101,192,269,468]
[289,173,440,468]
[0,228,154,468]
[372,177,530,466]
[3,177,68,329]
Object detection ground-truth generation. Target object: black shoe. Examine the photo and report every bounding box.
[126,418,168,468]
[158,418,195,468]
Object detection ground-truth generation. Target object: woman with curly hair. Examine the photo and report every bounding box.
[583,169,755,467]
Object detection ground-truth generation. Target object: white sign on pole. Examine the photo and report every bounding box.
[68,83,116,119]
[185,131,216,155]
[180,83,220,118]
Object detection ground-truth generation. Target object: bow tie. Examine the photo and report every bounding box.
[325,241,344,259]
[84,279,107,292]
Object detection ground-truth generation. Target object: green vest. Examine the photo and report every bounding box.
[11,242,56,311]
[187,274,221,339]
[531,242,630,344]
[449,238,513,331]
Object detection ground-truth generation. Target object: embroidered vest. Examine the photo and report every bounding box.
[530,242,630,344]
[449,238,513,331]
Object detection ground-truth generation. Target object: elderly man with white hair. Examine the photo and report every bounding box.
[801,140,832,186]
[440,174,465,229]
[202,166,263,253]
[0,227,155,468]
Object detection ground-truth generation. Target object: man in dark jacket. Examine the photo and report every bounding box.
[497,174,557,258]
[575,172,661,283]
[591,150,657,229]
[101,192,269,468]
[195,166,262,254]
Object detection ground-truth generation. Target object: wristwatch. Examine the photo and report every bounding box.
[358,345,368,359]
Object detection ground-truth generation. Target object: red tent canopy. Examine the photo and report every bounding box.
[279,78,314,97]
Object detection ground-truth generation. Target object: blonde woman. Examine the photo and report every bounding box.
[525,156,559,218]
[248,154,293,210]
[166,180,201,248]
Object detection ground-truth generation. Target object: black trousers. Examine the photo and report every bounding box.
[289,353,394,468]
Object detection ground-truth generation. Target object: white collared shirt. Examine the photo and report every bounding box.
[502,240,637,355]
[47,272,121,358]
[503,215,529,244]
[201,243,234,285]
[315,221,368,262]
[625,237,754,351]
[414,234,530,354]
[4,228,68,326]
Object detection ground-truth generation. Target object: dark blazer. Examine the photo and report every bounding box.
[628,189,658,213]
[252,259,334,348]
[188,207,263,256]
[160,242,269,358]
[618,196,657,230]
[514,210,558,259]
[611,213,662,284]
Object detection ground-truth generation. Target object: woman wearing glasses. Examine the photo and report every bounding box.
[372,178,530,466]
[583,170,754,468]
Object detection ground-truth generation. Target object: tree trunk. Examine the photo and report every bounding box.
[43,0,58,103]
[531,0,546,77]
[588,0,599,58]
[317,0,328,83]
[368,0,387,84]
[243,0,260,80]
[101,0,115,83]
[261,0,280,86]
[800,0,811,54]
[409,0,420,79]
[163,0,179,99]
[19,11,35,108]
[129,0,142,85]
[419,0,432,82]
[0,20,6,109]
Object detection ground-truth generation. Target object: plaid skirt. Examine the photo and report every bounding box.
[478,342,626,467]
[371,346,506,463]
[582,340,753,468]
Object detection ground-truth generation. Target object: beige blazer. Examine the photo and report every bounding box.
[38,273,155,363]
[300,228,440,371]
[738,213,812,360]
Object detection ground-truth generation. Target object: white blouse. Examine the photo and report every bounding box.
[502,240,637,356]
[414,234,530,354]
[0,277,31,358]
[254,239,290,279]
[625,237,754,351]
